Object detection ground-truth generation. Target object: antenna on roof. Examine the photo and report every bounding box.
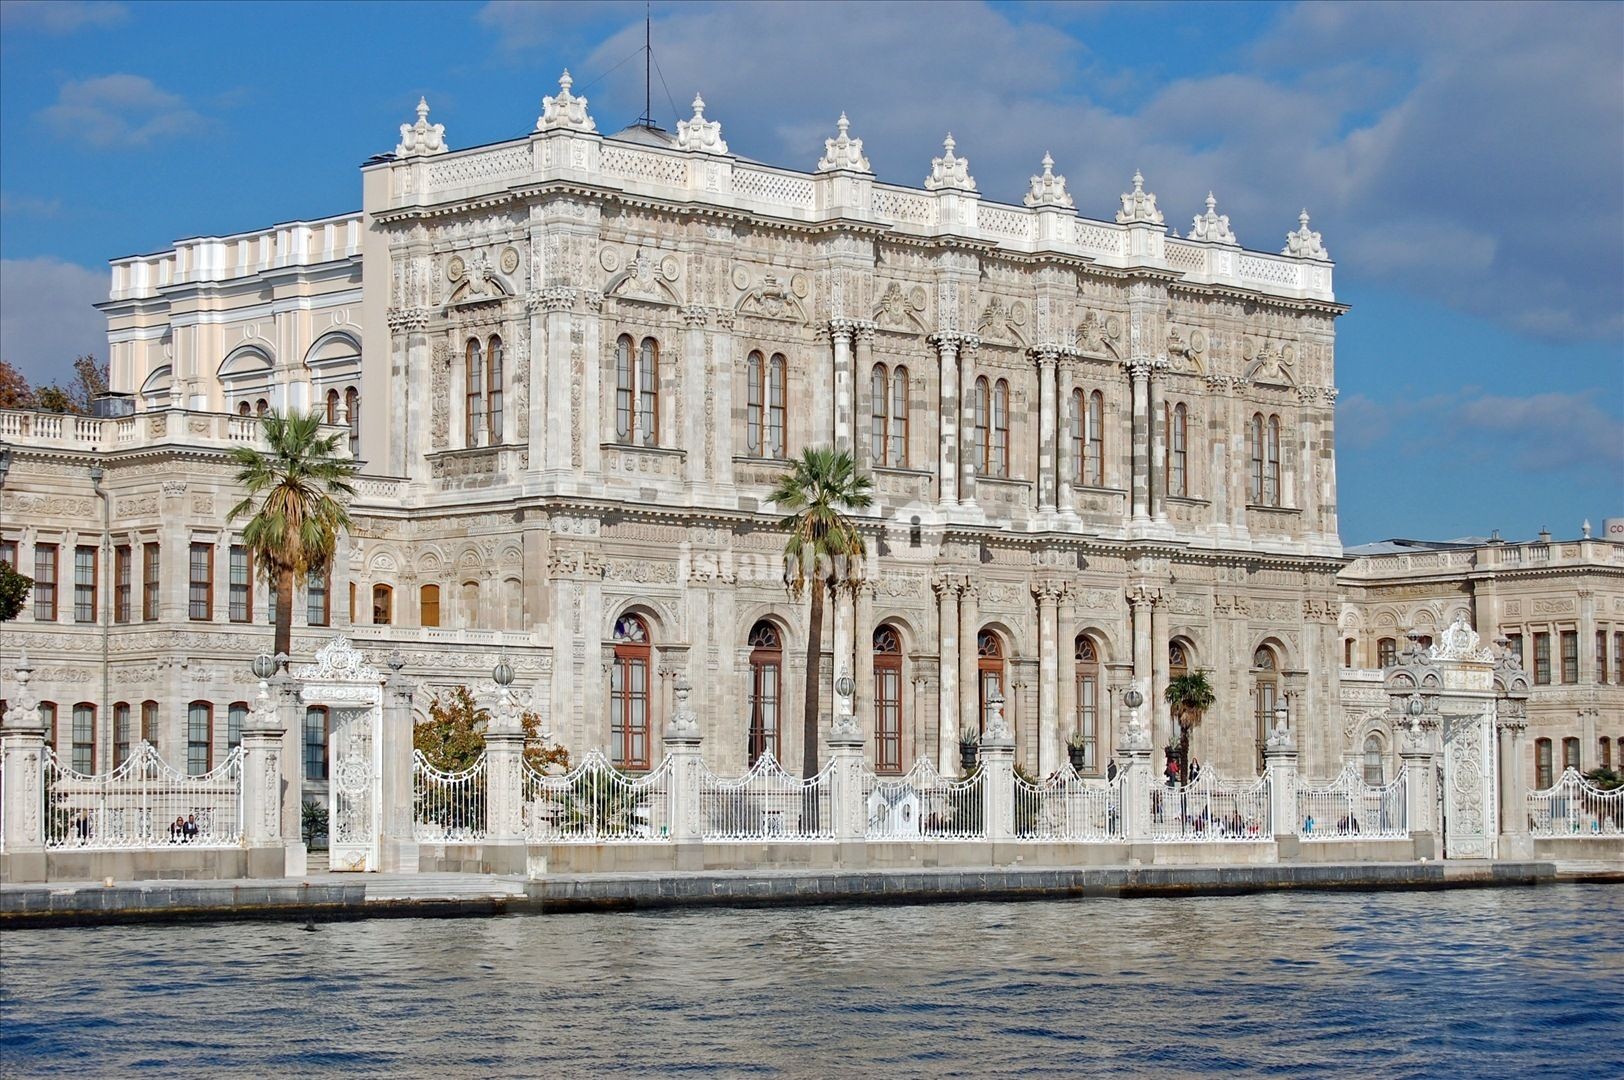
[638,2,654,129]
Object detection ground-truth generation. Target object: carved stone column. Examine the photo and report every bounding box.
[1034,347,1058,513]
[930,333,960,508]
[1497,710,1531,858]
[1057,586,1077,766]
[958,578,980,742]
[959,335,981,504]
[1034,579,1062,776]
[1057,352,1077,515]
[239,672,288,877]
[1148,360,1167,524]
[933,573,959,773]
[1128,360,1151,524]
[832,585,854,741]
[1320,386,1339,539]
[1,662,48,880]
[683,305,709,484]
[829,318,856,454]
[1128,587,1154,748]
[854,579,876,754]
[853,322,877,469]
[1150,589,1169,754]
[537,288,576,473]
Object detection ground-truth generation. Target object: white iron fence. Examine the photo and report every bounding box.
[699,751,834,842]
[863,759,985,840]
[1296,766,1408,840]
[1013,768,1122,842]
[413,752,488,842]
[1528,768,1624,837]
[1150,770,1270,842]
[523,750,675,843]
[43,743,243,849]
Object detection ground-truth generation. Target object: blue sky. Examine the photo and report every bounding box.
[1,0,1619,543]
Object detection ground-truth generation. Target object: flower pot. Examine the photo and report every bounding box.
[960,744,978,771]
[1068,746,1088,772]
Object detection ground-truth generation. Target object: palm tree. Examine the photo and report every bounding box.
[226,410,357,665]
[1164,670,1217,784]
[767,447,873,778]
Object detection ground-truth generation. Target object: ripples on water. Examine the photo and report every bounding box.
[2,885,1620,1078]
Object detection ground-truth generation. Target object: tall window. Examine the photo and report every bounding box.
[33,543,57,621]
[187,701,212,776]
[1560,630,1578,683]
[1344,639,1355,667]
[614,335,660,447]
[1075,635,1100,775]
[1601,737,1612,770]
[977,630,1006,735]
[1363,734,1385,786]
[874,624,903,774]
[74,545,97,623]
[1086,390,1104,487]
[747,352,786,459]
[486,335,503,442]
[227,701,247,754]
[420,584,441,628]
[991,378,1010,478]
[868,362,887,464]
[1535,738,1553,790]
[1616,633,1624,686]
[888,365,908,467]
[40,702,57,753]
[143,542,160,621]
[345,386,361,459]
[1265,415,1281,507]
[465,337,484,447]
[0,539,15,568]
[229,545,252,622]
[970,376,989,477]
[460,580,480,628]
[72,703,96,773]
[1168,402,1188,497]
[1534,632,1552,685]
[1598,630,1609,685]
[615,335,634,442]
[1506,633,1523,668]
[1253,645,1279,753]
[638,338,659,446]
[304,707,328,780]
[188,542,213,620]
[307,568,330,627]
[325,387,340,424]
[372,584,393,626]
[113,702,132,767]
[1247,413,1264,503]
[610,615,651,769]
[1377,637,1397,668]
[869,363,909,468]
[141,700,159,749]
[1562,736,1581,773]
[1069,388,1084,486]
[747,621,783,766]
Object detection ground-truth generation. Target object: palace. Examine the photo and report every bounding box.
[1,75,1618,804]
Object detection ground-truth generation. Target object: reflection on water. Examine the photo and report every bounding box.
[2,885,1620,1078]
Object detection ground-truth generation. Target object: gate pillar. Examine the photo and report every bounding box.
[294,637,390,873]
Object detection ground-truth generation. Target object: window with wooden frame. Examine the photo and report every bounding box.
[188,542,213,620]
[72,702,96,773]
[638,337,659,447]
[465,337,484,447]
[1069,388,1084,485]
[74,544,97,623]
[1535,738,1553,789]
[142,542,160,621]
[1247,413,1264,503]
[976,629,1006,735]
[888,364,908,467]
[1075,635,1100,774]
[304,706,329,781]
[747,620,783,766]
[0,539,16,568]
[1561,630,1579,683]
[227,701,247,754]
[1506,632,1523,669]
[420,583,441,628]
[991,378,1010,477]
[325,387,339,425]
[141,700,159,749]
[1253,645,1279,753]
[873,624,904,774]
[40,702,57,753]
[617,335,660,447]
[114,544,131,623]
[1168,402,1188,497]
[1377,637,1397,668]
[486,335,503,442]
[229,545,252,623]
[1598,630,1609,685]
[1534,632,1552,684]
[1363,734,1385,786]
[113,702,132,767]
[372,583,393,626]
[1086,389,1104,487]
[33,543,57,621]
[747,351,787,459]
[1562,736,1581,772]
[970,376,989,475]
[610,614,652,769]
[307,568,330,627]
[345,386,361,459]
[1265,414,1282,507]
[187,701,213,776]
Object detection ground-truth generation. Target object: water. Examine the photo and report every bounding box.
[2,885,1619,1078]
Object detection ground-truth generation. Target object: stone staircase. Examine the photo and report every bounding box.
[306,850,330,875]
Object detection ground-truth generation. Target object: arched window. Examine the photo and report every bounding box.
[874,624,904,774]
[1265,414,1281,507]
[40,702,58,753]
[748,351,767,456]
[1168,402,1188,497]
[345,386,360,458]
[420,584,440,628]
[1562,737,1581,773]
[1377,637,1397,668]
[460,580,480,628]
[1253,645,1279,754]
[1247,413,1264,503]
[504,577,522,631]
[372,584,393,626]
[971,376,989,476]
[615,335,635,442]
[141,700,159,749]
[304,706,328,781]
[1069,388,1084,485]
[611,614,652,769]
[237,401,251,417]
[1534,738,1553,789]
[465,337,484,447]
[1363,734,1385,786]
[72,702,97,773]
[638,337,659,446]
[767,353,786,458]
[991,378,1010,477]
[1344,638,1356,668]
[1086,390,1104,487]
[227,701,247,754]
[1601,736,1612,770]
[868,362,887,463]
[186,701,212,776]
[977,629,1006,735]
[255,399,268,416]
[889,365,908,466]
[486,335,503,442]
[325,387,339,425]
[1074,635,1100,775]
[113,701,132,767]
[747,620,783,766]
[1170,640,1189,679]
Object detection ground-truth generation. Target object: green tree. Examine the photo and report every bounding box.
[413,684,570,773]
[226,411,357,664]
[1164,670,1217,783]
[29,355,108,414]
[0,561,32,622]
[767,447,873,778]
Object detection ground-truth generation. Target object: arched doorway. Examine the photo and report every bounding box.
[1074,635,1100,774]
[611,614,651,770]
[747,621,782,765]
[977,629,1006,735]
[1252,643,1279,768]
[873,624,904,774]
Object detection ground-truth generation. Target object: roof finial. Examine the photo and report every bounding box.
[677,91,727,153]
[1025,150,1073,209]
[396,96,447,157]
[1116,169,1163,225]
[1282,207,1329,260]
[538,68,597,133]
[926,132,975,191]
[1190,190,1237,244]
[818,111,870,173]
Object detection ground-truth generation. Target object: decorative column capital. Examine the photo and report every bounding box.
[1032,579,1066,604]
[1030,345,1060,368]
[827,317,857,344]
[931,572,959,599]
[1126,359,1152,381]
[853,320,877,346]
[682,304,709,328]
[387,308,430,333]
[712,307,736,331]
[927,331,962,352]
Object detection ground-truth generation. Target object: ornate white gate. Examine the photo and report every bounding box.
[1441,709,1497,859]
[295,638,384,872]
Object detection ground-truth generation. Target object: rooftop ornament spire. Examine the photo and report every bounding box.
[1024,151,1074,209]
[817,112,871,173]
[925,133,976,192]
[1115,169,1163,225]
[1189,191,1237,244]
[537,69,597,134]
[395,96,447,158]
[676,93,728,154]
[1282,208,1330,260]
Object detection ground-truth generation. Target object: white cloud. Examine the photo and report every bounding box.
[0,258,108,384]
[0,192,61,218]
[38,74,205,149]
[0,0,126,33]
